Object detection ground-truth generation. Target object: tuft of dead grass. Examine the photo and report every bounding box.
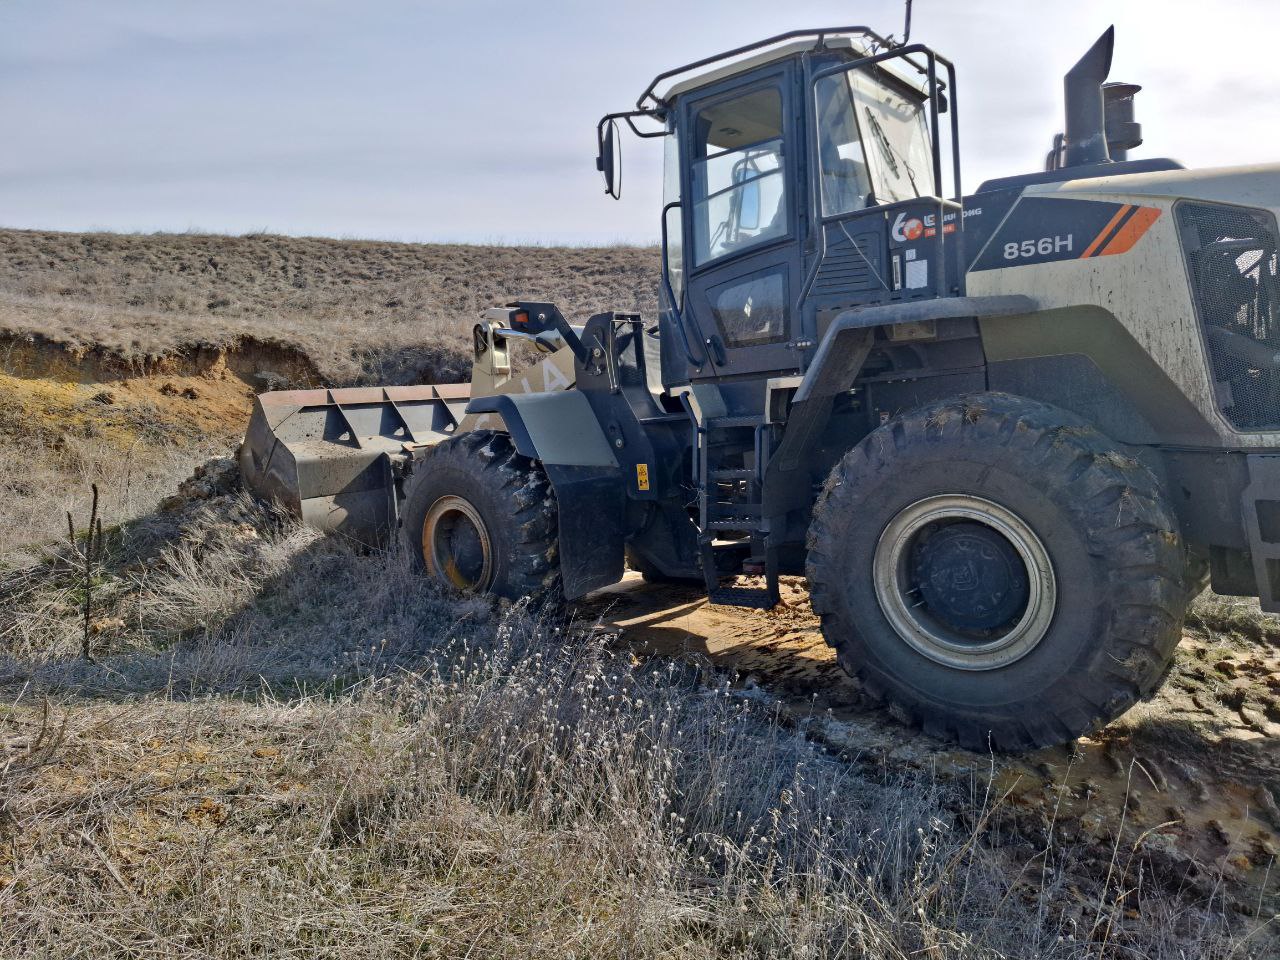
[1188,591,1280,645]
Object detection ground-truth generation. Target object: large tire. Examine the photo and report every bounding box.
[806,393,1187,752]
[399,430,560,602]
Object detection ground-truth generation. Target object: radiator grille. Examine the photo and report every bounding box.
[1178,201,1280,431]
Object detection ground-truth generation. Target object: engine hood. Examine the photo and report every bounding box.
[1031,162,1280,209]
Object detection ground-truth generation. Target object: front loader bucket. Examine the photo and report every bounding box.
[240,383,470,545]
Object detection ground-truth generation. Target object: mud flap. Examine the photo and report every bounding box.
[466,392,625,599]
[543,464,626,599]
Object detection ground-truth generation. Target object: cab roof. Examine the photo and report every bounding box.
[635,26,895,111]
[656,36,864,105]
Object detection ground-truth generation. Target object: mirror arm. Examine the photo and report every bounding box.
[593,108,665,199]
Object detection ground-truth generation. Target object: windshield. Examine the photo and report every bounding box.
[818,67,933,208]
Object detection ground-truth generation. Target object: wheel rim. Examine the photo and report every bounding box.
[422,495,493,591]
[872,495,1056,671]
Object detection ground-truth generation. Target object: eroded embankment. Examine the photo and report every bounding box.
[0,333,322,556]
[0,331,323,433]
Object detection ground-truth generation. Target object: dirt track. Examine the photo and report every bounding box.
[586,574,1280,915]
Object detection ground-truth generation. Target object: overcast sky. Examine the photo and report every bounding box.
[0,0,1275,245]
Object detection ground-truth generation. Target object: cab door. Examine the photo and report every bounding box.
[681,67,803,379]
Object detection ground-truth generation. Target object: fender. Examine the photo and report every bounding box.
[764,295,1038,516]
[465,391,624,599]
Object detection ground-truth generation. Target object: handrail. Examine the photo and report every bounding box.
[659,201,710,369]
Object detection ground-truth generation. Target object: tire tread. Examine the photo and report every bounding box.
[805,392,1188,752]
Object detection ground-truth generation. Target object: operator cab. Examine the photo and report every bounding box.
[598,29,963,392]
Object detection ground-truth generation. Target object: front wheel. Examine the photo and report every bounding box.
[806,393,1188,752]
[399,431,561,602]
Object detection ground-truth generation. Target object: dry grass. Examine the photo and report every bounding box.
[0,438,231,570]
[0,479,1262,959]
[0,228,659,385]
[1189,590,1280,644]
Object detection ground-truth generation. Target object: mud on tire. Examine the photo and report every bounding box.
[805,393,1188,752]
[399,430,561,602]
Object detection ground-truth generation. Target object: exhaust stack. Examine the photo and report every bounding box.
[1063,27,1114,167]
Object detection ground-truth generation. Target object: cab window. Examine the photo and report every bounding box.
[690,85,788,266]
[815,74,872,217]
[816,68,933,208]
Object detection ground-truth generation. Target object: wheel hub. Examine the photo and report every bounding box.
[911,522,1030,632]
[872,495,1056,671]
[423,495,493,591]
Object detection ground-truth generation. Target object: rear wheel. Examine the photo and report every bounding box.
[806,393,1187,751]
[400,431,560,601]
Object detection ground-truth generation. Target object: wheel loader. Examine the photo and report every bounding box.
[242,21,1280,751]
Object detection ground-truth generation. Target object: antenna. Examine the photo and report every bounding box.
[902,0,913,45]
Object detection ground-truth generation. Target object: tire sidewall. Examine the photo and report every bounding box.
[821,450,1104,715]
[400,450,525,599]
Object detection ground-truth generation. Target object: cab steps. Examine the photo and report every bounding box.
[697,414,780,609]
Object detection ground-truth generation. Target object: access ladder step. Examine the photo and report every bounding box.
[708,501,760,516]
[709,468,755,480]
[705,518,762,530]
[705,415,762,430]
[708,586,777,609]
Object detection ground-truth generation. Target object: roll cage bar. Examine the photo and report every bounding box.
[597,24,946,164]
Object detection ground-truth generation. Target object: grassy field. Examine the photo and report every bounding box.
[0,227,1274,958]
[0,471,1259,959]
[0,228,658,384]
[0,229,657,556]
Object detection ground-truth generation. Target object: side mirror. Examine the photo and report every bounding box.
[596,118,622,199]
[738,178,760,230]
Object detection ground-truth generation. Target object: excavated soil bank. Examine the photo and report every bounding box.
[0,330,324,389]
[0,333,322,557]
[0,331,330,450]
